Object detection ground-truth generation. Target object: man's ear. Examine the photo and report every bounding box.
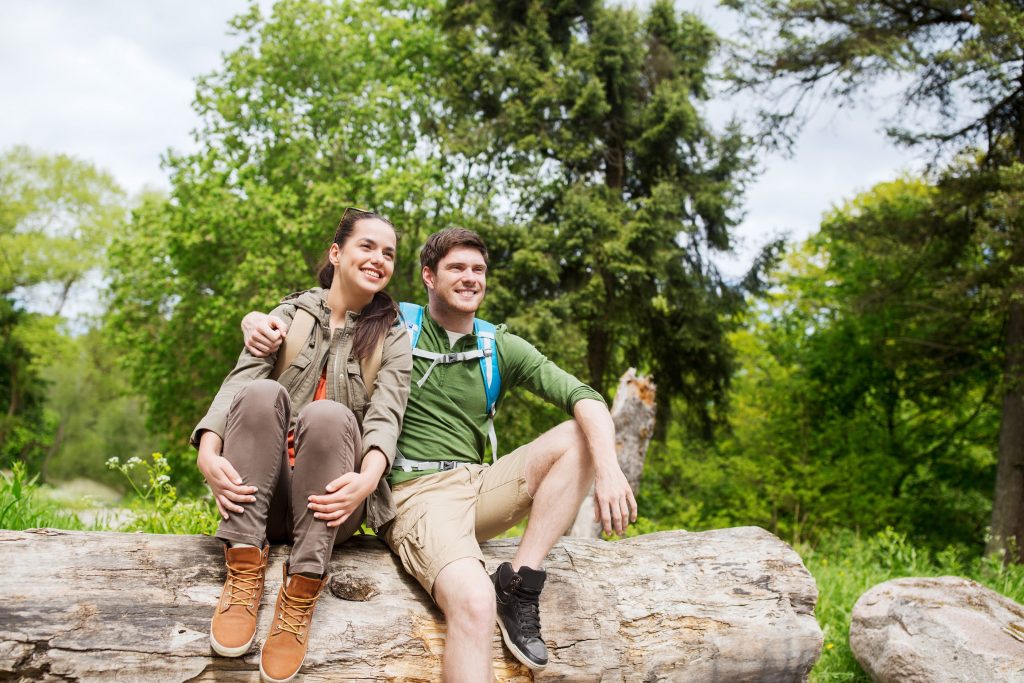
[422,266,435,290]
[328,243,342,267]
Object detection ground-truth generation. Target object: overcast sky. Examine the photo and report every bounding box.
[1,0,922,282]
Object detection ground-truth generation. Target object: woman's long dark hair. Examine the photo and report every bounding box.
[316,208,399,360]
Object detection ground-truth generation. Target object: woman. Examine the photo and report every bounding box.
[189,208,412,683]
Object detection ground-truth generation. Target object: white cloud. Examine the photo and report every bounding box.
[0,0,252,193]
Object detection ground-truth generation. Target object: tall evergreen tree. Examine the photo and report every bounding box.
[442,0,771,433]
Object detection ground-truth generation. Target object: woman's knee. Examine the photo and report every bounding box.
[298,401,357,435]
[295,401,360,461]
[231,379,289,425]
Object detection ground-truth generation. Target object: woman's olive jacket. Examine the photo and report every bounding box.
[190,288,412,530]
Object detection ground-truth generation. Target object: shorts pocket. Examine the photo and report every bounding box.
[384,504,427,550]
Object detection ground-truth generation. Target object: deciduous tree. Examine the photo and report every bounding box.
[726,0,1024,559]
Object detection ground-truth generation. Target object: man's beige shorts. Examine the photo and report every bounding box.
[382,445,533,596]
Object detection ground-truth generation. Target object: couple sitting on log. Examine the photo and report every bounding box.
[191,208,638,682]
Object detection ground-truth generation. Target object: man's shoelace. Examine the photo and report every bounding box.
[225,561,265,610]
[275,587,320,639]
[513,588,542,638]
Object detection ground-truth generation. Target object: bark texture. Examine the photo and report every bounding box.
[989,299,1024,562]
[570,368,656,538]
[1,525,821,682]
[850,576,1024,682]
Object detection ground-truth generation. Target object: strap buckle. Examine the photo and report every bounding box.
[438,461,460,472]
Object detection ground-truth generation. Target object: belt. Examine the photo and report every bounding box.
[392,454,469,473]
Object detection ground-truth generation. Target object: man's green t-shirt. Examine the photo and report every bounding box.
[389,307,604,486]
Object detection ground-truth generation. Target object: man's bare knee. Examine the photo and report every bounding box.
[526,419,592,494]
[435,561,495,632]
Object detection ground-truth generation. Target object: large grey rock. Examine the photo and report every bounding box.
[850,576,1024,682]
[0,526,822,681]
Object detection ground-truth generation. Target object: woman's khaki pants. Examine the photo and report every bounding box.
[213,379,364,576]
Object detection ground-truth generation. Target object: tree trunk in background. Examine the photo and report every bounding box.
[0,526,822,681]
[570,368,656,538]
[989,299,1024,562]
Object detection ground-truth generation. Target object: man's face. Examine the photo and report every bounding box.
[423,246,487,316]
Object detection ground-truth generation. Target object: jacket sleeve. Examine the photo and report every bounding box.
[497,329,606,415]
[358,322,412,473]
[188,303,297,448]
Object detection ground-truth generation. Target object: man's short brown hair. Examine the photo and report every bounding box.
[420,227,489,272]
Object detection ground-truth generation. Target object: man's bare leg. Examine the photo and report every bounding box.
[513,419,594,570]
[433,558,497,683]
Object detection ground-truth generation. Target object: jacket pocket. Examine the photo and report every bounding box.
[277,351,312,390]
[346,361,368,414]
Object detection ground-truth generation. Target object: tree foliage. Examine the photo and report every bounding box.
[107,0,456,442]
[107,0,763,447]
[0,145,125,311]
[441,0,773,435]
[725,0,1024,157]
[641,173,1005,550]
[41,330,157,488]
[726,0,1024,558]
[0,147,126,473]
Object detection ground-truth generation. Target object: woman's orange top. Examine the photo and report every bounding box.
[286,365,328,466]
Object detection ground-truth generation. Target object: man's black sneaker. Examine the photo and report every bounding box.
[491,562,549,670]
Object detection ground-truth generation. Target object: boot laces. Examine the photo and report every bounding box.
[225,559,265,611]
[275,585,320,640]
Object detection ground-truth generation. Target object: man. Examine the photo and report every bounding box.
[243,227,637,680]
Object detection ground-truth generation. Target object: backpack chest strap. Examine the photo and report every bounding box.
[412,347,492,388]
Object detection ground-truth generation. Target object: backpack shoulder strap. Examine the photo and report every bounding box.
[359,334,385,399]
[473,317,501,460]
[270,308,315,380]
[472,317,501,416]
[398,302,424,348]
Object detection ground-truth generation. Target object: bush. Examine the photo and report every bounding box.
[107,453,219,535]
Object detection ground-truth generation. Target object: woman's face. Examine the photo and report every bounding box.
[329,217,396,299]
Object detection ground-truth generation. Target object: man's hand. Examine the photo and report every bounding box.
[593,468,638,536]
[197,431,258,520]
[573,398,639,536]
[242,311,287,358]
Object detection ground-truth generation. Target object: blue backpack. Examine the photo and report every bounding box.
[399,302,501,458]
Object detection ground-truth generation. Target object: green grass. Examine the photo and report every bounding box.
[106,453,219,535]
[1,455,219,535]
[801,528,1024,681]
[0,462,87,531]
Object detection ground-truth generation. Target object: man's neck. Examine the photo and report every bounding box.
[426,299,475,335]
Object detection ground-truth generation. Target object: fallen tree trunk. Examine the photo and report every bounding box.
[0,526,821,682]
[570,368,657,538]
